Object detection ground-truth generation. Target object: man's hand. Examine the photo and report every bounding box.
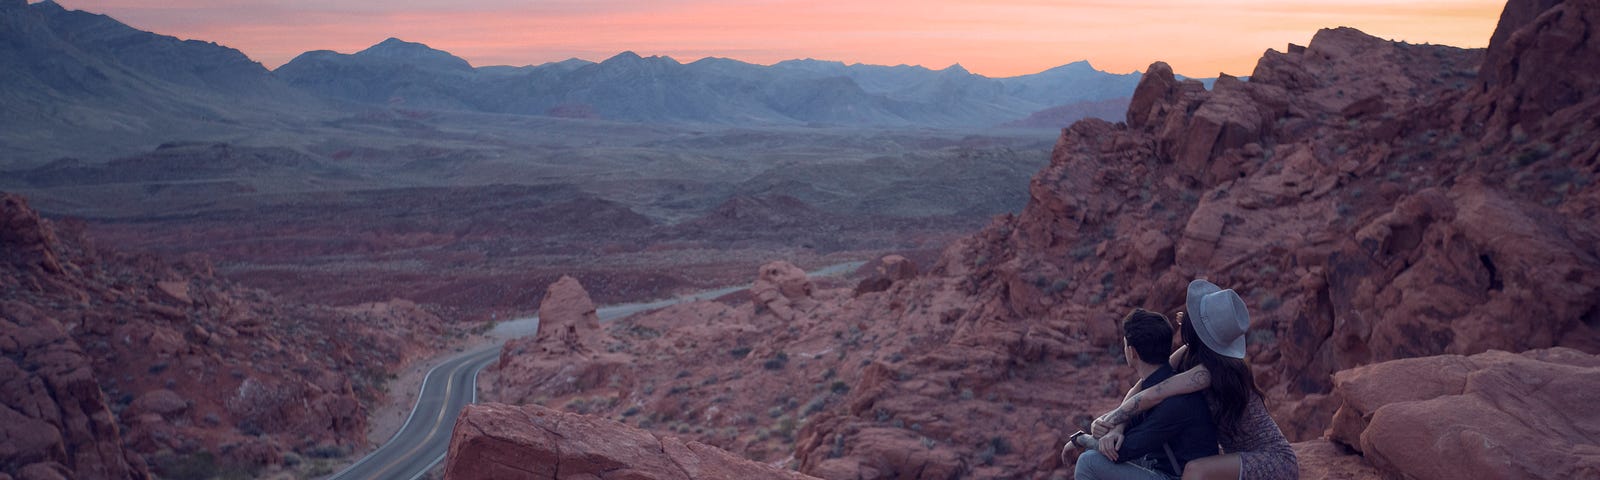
[1097,430,1125,462]
[1091,409,1128,436]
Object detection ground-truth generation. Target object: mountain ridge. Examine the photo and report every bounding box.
[275,37,1150,127]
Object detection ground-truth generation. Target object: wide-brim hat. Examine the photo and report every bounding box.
[1186,279,1249,359]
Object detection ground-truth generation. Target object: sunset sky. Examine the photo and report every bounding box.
[52,0,1506,78]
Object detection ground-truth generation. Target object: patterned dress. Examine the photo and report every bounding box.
[1217,395,1298,480]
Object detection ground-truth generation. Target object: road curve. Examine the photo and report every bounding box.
[327,344,501,480]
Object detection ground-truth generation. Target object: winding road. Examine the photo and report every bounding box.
[326,345,501,480]
[327,261,866,480]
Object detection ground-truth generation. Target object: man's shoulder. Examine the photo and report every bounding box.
[1140,365,1177,388]
[1151,388,1209,416]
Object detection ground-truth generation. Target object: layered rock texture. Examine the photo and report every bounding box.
[0,193,444,478]
[460,0,1599,478]
[1324,348,1600,479]
[444,403,817,480]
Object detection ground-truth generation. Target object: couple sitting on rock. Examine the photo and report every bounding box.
[1062,280,1298,480]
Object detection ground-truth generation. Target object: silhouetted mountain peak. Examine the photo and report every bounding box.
[355,37,472,71]
[605,50,644,63]
[941,63,970,75]
[30,0,63,12]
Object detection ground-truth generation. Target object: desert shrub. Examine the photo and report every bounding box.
[763,351,789,370]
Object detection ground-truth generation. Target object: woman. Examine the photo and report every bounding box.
[1092,280,1297,480]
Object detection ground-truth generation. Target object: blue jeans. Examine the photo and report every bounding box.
[1075,450,1174,480]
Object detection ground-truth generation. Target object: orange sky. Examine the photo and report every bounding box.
[51,0,1506,78]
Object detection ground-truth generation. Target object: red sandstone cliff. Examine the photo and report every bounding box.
[0,193,445,478]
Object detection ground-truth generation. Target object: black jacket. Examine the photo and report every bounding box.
[1117,364,1220,476]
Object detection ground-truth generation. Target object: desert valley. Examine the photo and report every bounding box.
[4,0,1600,479]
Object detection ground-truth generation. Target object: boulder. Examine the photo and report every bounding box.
[442,403,817,480]
[752,261,816,320]
[128,389,187,418]
[1327,348,1600,479]
[854,255,920,295]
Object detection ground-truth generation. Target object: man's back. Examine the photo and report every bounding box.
[1117,365,1219,476]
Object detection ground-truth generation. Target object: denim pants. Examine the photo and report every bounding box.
[1074,450,1175,480]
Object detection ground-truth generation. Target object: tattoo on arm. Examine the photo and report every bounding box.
[1190,369,1211,389]
[1115,367,1212,418]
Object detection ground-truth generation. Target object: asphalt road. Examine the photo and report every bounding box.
[327,344,502,480]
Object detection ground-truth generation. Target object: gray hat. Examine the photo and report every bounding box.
[1186,279,1249,359]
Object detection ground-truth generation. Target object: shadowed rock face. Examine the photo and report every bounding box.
[0,193,444,478]
[443,403,819,480]
[1,304,150,480]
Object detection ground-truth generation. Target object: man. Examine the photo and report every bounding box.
[1063,309,1218,479]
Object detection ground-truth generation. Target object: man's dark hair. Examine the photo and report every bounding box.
[1122,308,1173,364]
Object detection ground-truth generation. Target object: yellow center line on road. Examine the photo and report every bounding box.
[366,356,463,480]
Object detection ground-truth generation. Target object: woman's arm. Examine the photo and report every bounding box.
[1091,366,1211,435]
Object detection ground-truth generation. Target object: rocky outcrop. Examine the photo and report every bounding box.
[0,193,444,477]
[487,277,630,403]
[443,403,817,480]
[1,194,63,277]
[752,261,817,321]
[854,255,921,295]
[1323,348,1600,479]
[1474,0,1600,144]
[531,276,603,355]
[941,0,1600,443]
[1,301,150,480]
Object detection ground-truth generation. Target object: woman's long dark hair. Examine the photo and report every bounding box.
[1178,317,1265,432]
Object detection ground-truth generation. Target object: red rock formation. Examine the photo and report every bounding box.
[0,193,445,477]
[854,254,920,295]
[1321,348,1600,479]
[753,261,817,321]
[1,301,150,480]
[487,277,630,403]
[468,2,1600,478]
[444,403,817,480]
[534,276,603,355]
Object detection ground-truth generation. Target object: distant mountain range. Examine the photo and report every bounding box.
[0,0,1210,145]
[275,40,1148,127]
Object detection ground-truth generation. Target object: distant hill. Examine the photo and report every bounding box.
[0,0,320,162]
[277,40,1157,128]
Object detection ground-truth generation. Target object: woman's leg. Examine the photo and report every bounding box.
[1181,454,1242,480]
